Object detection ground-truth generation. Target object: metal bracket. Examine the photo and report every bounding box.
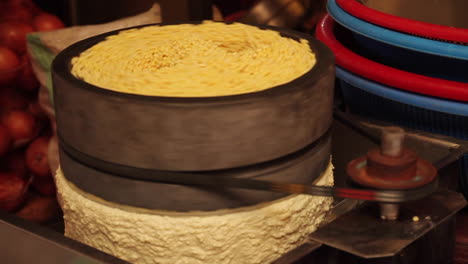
[309,189,466,258]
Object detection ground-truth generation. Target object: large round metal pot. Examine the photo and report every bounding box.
[52,21,335,171]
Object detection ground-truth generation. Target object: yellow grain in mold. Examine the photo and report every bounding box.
[71,21,316,97]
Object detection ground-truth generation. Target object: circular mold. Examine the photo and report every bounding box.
[59,129,332,211]
[53,21,335,171]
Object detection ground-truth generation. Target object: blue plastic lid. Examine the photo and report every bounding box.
[336,66,468,117]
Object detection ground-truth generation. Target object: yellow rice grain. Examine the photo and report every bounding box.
[71,21,316,97]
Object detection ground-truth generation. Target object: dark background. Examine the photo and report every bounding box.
[33,0,254,26]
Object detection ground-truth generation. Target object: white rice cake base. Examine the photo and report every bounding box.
[55,162,334,264]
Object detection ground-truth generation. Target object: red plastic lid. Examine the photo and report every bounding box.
[336,0,468,44]
[315,15,468,102]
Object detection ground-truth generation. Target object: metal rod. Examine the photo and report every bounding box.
[379,203,399,221]
[381,126,405,157]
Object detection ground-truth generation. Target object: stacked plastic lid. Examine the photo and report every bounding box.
[315,0,468,196]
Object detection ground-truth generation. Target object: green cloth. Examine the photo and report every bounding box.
[27,33,56,106]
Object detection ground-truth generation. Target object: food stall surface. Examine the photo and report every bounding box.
[0,111,465,264]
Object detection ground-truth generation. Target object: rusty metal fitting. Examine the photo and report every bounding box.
[346,126,438,220]
[347,126,437,190]
[366,149,418,184]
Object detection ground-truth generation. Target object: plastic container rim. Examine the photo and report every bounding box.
[327,0,468,60]
[315,14,468,102]
[336,0,468,44]
[336,66,468,117]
